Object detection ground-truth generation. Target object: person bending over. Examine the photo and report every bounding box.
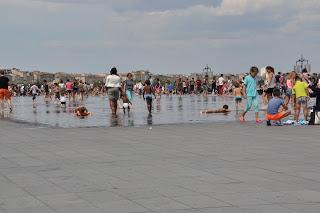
[266,88,291,126]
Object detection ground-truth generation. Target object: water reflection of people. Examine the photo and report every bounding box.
[147,114,153,125]
[156,98,161,112]
[127,118,134,127]
[178,97,183,111]
[166,96,173,111]
[110,116,121,127]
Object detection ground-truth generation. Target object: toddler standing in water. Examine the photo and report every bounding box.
[233,82,243,111]
[143,80,156,114]
[60,92,67,107]
[121,93,132,114]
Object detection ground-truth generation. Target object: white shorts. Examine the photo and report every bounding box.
[123,103,129,108]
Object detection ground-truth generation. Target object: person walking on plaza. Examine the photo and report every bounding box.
[217,74,224,95]
[30,83,41,106]
[105,67,122,117]
[195,77,202,95]
[284,71,297,106]
[0,70,13,112]
[43,80,51,101]
[72,80,79,102]
[211,79,217,95]
[78,80,85,101]
[240,66,263,123]
[233,82,243,111]
[124,73,135,103]
[65,79,73,100]
[177,78,183,97]
[264,66,275,103]
[189,78,195,95]
[143,80,156,114]
[292,75,309,122]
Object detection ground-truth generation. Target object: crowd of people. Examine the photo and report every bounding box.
[1,66,320,125]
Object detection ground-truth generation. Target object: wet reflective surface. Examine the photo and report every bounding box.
[2,95,261,128]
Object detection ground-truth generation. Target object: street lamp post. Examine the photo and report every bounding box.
[295,55,310,73]
[203,65,211,76]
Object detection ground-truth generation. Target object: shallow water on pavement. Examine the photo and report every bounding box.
[1,95,264,128]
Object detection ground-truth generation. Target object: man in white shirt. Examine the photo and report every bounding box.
[30,84,41,104]
[218,74,225,95]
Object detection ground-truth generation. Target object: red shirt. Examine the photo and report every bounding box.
[65,82,73,90]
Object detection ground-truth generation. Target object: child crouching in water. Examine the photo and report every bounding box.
[143,80,156,114]
[201,105,230,114]
[266,88,291,126]
[74,106,91,117]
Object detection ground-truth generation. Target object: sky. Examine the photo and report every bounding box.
[0,0,319,74]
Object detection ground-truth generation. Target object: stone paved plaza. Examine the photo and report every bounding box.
[0,120,320,212]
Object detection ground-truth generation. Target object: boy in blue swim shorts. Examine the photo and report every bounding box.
[233,82,243,111]
[143,80,156,114]
[240,66,263,123]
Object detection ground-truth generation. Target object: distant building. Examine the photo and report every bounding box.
[131,70,151,82]
[54,72,74,83]
[75,73,105,84]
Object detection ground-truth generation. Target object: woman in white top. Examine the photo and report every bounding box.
[263,66,275,104]
[105,67,122,116]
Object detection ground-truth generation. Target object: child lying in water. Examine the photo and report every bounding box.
[201,105,231,114]
[74,106,91,117]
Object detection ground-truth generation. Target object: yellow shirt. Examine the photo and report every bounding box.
[292,80,308,98]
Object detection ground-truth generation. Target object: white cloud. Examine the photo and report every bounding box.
[0,0,62,9]
[0,0,320,73]
[42,40,115,49]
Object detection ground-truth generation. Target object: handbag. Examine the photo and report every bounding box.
[309,107,320,125]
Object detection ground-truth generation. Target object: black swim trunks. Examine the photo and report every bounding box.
[265,88,274,95]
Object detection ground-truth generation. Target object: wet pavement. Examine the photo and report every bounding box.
[2,95,262,128]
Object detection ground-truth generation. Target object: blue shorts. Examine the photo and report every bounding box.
[286,89,292,97]
[145,94,152,102]
[235,96,242,102]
